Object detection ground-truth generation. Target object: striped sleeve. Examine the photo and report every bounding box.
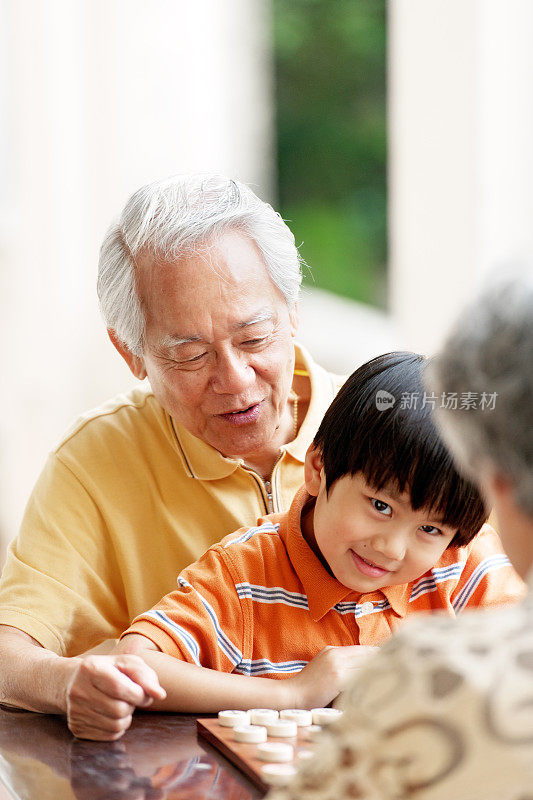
[121,543,248,671]
[450,525,526,613]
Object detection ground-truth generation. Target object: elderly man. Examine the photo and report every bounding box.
[270,273,533,800]
[0,175,343,740]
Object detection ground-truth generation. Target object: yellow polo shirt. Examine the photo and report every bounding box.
[0,344,343,656]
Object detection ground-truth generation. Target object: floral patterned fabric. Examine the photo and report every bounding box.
[268,573,533,800]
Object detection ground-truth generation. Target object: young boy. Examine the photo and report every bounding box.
[116,352,525,713]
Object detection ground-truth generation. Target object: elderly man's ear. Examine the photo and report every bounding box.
[108,329,147,380]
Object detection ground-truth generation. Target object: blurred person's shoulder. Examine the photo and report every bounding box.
[340,597,533,732]
[328,598,533,800]
[361,593,531,692]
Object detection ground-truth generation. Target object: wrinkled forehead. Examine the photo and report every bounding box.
[135,231,275,300]
[135,239,291,343]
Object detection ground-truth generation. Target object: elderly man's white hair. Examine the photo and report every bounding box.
[427,270,533,515]
[97,174,304,356]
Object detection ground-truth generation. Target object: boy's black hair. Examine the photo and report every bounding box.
[313,352,488,547]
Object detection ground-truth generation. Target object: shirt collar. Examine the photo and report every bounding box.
[379,582,410,618]
[170,420,239,480]
[168,341,326,481]
[282,487,353,620]
[283,341,336,464]
[282,487,410,621]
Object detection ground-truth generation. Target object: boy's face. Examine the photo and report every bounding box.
[302,447,458,593]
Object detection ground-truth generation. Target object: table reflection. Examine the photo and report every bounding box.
[0,707,263,800]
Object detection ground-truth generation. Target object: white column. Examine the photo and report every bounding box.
[0,0,274,559]
[389,0,533,355]
[478,1,533,275]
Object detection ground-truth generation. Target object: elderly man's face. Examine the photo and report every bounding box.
[132,230,298,467]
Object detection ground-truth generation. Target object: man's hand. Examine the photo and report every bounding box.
[66,654,166,741]
[288,645,379,709]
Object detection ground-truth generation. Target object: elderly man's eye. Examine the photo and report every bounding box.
[244,337,267,346]
[181,352,207,364]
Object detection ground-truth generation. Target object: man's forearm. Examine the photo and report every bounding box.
[136,649,297,713]
[0,626,76,714]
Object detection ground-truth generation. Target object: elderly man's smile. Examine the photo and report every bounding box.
[216,401,263,425]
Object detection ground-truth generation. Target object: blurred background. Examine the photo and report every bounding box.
[1,0,533,561]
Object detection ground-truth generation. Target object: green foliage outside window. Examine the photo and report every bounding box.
[274,0,387,306]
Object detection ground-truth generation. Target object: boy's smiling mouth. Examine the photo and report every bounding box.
[350,550,391,577]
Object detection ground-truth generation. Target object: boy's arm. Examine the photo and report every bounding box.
[117,633,378,713]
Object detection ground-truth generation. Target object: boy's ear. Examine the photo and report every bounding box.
[304,444,324,497]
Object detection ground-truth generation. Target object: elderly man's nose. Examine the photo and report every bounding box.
[211,353,254,394]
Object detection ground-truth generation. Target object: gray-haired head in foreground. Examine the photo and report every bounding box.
[97,174,304,356]
[426,271,533,515]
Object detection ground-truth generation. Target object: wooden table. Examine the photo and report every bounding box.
[0,706,264,799]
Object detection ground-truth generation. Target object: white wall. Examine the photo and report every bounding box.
[389,0,533,355]
[0,0,274,558]
[5,0,533,562]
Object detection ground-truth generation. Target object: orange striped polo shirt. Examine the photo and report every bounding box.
[123,487,525,678]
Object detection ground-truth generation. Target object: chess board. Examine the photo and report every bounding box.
[197,717,317,792]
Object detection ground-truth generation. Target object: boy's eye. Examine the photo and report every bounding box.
[371,498,392,516]
[419,525,443,536]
